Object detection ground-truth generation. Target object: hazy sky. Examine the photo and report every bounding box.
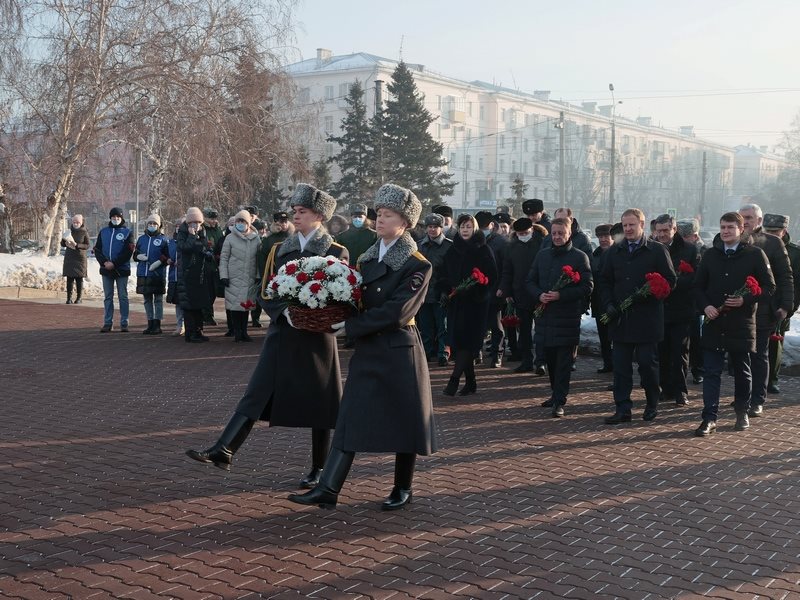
[290,0,800,150]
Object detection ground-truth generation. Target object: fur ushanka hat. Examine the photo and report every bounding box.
[374,183,422,229]
[289,183,337,222]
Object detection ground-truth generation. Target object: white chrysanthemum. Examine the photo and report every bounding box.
[302,256,328,271]
[325,279,351,302]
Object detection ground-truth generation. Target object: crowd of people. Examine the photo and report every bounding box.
[62,191,799,507]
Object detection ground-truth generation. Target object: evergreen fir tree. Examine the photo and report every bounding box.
[312,156,332,191]
[381,61,455,204]
[327,81,375,203]
[509,176,529,215]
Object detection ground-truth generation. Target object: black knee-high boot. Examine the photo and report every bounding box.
[287,448,354,509]
[239,311,252,342]
[459,362,477,396]
[185,412,255,470]
[382,453,416,511]
[74,278,83,303]
[300,429,330,489]
[445,349,472,396]
[224,310,234,336]
[66,278,74,304]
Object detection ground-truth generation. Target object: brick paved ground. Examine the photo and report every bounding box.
[1,298,799,599]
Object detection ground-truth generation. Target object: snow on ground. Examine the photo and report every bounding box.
[1,250,799,367]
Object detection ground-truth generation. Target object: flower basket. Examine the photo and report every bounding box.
[288,303,355,333]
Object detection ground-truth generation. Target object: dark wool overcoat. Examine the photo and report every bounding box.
[663,234,700,324]
[694,234,775,353]
[598,236,677,344]
[418,233,452,303]
[485,231,508,308]
[590,245,610,316]
[61,226,90,278]
[332,233,437,455]
[499,224,548,309]
[234,229,348,428]
[442,230,498,353]
[749,228,794,328]
[176,222,215,311]
[526,241,593,347]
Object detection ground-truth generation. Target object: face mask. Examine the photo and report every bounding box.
[352,217,365,228]
[235,223,247,233]
[517,233,532,243]
[110,217,122,226]
[147,225,157,233]
[481,228,491,236]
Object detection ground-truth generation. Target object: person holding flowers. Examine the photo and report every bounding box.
[653,214,699,407]
[599,208,676,424]
[218,210,261,342]
[288,183,435,511]
[441,213,498,396]
[526,217,593,417]
[692,212,775,436]
[186,184,348,491]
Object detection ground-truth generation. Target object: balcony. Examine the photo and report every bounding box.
[448,110,466,124]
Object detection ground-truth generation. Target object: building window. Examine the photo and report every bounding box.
[534,187,539,198]
[498,184,505,197]
[324,116,334,132]
[501,108,506,121]
[466,155,471,170]
[468,102,473,116]
[479,106,485,121]
[512,137,517,151]
[544,188,549,201]
[325,143,334,157]
[524,138,529,152]
[339,83,349,98]
[478,157,484,171]
[499,159,505,173]
[534,164,539,177]
[437,95,442,110]
[298,88,310,104]
[450,152,456,165]
[466,128,472,140]
[545,164,550,178]
[324,86,334,101]
[523,162,528,174]
[511,160,516,174]
[436,124,441,138]
[499,135,505,149]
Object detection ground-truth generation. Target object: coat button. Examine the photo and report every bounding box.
[377,287,382,292]
[362,285,367,290]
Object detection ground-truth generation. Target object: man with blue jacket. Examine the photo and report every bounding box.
[94,207,135,332]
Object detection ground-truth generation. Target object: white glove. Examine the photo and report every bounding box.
[282,308,296,328]
[148,259,162,272]
[137,253,148,261]
[331,321,346,336]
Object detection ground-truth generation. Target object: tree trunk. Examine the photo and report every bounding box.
[146,148,170,216]
[42,167,75,256]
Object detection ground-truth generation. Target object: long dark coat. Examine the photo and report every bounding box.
[750,228,794,328]
[176,222,215,311]
[332,232,437,455]
[663,234,699,324]
[694,234,775,353]
[526,241,593,347]
[499,224,548,309]
[598,236,677,344]
[485,232,508,308]
[61,226,90,278]
[417,233,452,303]
[442,230,498,353]
[590,245,610,316]
[234,229,348,428]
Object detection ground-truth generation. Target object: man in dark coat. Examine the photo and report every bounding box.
[522,198,551,233]
[432,204,457,240]
[256,211,293,279]
[498,217,548,372]
[763,213,800,393]
[591,223,615,373]
[654,214,699,407]
[693,212,775,436]
[678,218,706,384]
[540,207,593,258]
[599,208,677,423]
[476,210,509,367]
[527,217,593,417]
[201,208,224,326]
[739,204,794,417]
[94,207,135,332]
[417,213,453,365]
[186,184,348,490]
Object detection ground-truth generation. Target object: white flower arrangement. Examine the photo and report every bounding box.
[265,255,362,309]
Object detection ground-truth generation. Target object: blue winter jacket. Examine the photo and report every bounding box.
[94,221,135,277]
[167,238,179,283]
[134,232,169,278]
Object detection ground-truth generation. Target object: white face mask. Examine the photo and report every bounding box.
[481,228,491,236]
[517,233,532,243]
[110,217,122,226]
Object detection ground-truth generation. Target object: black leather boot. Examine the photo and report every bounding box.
[458,366,477,396]
[224,310,234,337]
[239,312,252,342]
[151,319,162,335]
[185,413,255,470]
[143,320,154,335]
[443,376,459,396]
[300,429,330,489]
[288,448,354,509]
[382,453,415,511]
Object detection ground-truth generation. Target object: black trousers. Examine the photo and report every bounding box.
[689,315,704,376]
[750,325,772,407]
[658,320,690,398]
[516,307,534,366]
[183,309,204,338]
[545,345,576,406]
[487,303,505,358]
[595,318,613,368]
[66,277,83,298]
[612,341,660,415]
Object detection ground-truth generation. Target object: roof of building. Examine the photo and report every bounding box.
[286,52,423,75]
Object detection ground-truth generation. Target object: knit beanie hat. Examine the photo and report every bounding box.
[374,183,422,228]
[146,214,161,227]
[185,207,204,223]
[234,209,253,226]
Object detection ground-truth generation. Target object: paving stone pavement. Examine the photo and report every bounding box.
[1,298,799,600]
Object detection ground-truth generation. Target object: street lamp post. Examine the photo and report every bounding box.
[462,135,475,209]
[608,83,616,223]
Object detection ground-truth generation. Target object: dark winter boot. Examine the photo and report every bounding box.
[185,413,255,470]
[239,312,253,342]
[143,320,155,335]
[443,376,459,397]
[232,311,243,342]
[458,366,477,396]
[65,294,73,305]
[66,279,73,304]
[382,453,415,511]
[151,319,162,335]
[224,310,234,337]
[300,429,330,489]
[74,280,83,304]
[288,448,355,509]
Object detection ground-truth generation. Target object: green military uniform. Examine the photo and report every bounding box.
[257,230,290,281]
[336,225,377,264]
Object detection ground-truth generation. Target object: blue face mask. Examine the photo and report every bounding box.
[235,223,247,233]
[147,225,157,233]
[481,228,491,236]
[352,217,365,228]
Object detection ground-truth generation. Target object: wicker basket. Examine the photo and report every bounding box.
[288,303,355,333]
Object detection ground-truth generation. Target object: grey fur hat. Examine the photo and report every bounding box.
[423,213,444,227]
[676,218,700,237]
[289,183,337,221]
[763,213,789,229]
[374,184,422,228]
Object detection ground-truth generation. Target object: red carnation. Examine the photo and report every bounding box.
[240,300,256,310]
[285,263,298,275]
[600,271,671,324]
[347,273,357,285]
[327,259,335,265]
[352,286,362,301]
[450,268,489,298]
[271,280,279,291]
[309,282,322,294]
[313,270,326,280]
[534,263,583,318]
[296,272,309,283]
[745,276,762,297]
[678,260,695,274]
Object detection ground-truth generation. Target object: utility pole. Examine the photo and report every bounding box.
[556,111,565,206]
[608,83,617,223]
[698,151,707,223]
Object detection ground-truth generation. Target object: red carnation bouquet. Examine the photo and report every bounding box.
[449,267,489,299]
[677,260,695,274]
[770,323,785,342]
[533,265,582,318]
[600,272,671,324]
[704,276,762,324]
[500,303,520,328]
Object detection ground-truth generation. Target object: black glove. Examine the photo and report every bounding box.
[604,304,620,321]
[221,278,230,287]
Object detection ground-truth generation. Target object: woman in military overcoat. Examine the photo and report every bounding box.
[186,184,348,489]
[288,183,436,512]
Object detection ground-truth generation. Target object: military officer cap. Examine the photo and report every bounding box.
[522,198,544,215]
[493,212,512,225]
[763,213,789,230]
[595,223,613,236]
[512,217,533,232]
[273,211,289,221]
[423,213,444,228]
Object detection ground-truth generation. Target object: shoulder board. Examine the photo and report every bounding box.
[329,241,345,250]
[411,251,429,262]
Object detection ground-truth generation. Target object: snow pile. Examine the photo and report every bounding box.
[0,251,136,298]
